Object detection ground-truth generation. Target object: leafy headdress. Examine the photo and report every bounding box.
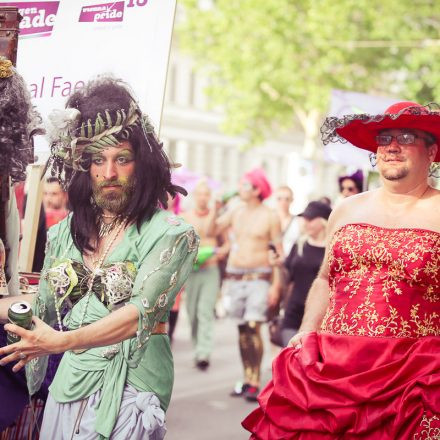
[46,97,157,188]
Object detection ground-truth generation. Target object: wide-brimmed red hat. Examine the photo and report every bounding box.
[321,101,440,162]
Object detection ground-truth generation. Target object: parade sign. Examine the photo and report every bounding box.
[2,0,176,160]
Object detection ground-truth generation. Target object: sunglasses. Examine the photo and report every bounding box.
[375,133,429,146]
[240,181,254,191]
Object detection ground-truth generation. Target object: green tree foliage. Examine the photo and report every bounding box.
[179,0,440,150]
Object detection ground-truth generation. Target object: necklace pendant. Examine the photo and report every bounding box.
[98,216,122,238]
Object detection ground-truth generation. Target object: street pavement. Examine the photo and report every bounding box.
[166,306,275,440]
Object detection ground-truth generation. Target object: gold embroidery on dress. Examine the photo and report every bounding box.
[321,224,440,338]
[413,413,440,440]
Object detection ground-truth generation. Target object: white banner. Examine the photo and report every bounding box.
[1,0,176,161]
[324,89,398,167]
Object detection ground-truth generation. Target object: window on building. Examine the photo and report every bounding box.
[167,140,177,163]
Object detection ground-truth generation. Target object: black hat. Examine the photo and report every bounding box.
[299,201,332,220]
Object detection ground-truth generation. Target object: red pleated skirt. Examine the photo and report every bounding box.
[242,332,440,439]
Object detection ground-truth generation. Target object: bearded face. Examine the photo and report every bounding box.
[92,175,135,214]
[89,140,136,214]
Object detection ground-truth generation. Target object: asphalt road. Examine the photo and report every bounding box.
[166,307,275,440]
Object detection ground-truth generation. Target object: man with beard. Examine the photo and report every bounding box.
[243,102,440,439]
[0,77,198,439]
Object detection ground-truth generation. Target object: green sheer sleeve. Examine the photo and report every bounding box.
[25,219,69,395]
[127,226,199,367]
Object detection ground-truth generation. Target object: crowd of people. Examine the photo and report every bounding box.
[0,52,438,440]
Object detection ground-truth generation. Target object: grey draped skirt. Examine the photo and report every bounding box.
[40,384,166,439]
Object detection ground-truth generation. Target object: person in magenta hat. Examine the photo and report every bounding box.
[243,168,273,200]
[243,102,440,438]
[207,167,283,401]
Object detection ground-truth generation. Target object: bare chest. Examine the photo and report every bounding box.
[232,209,271,241]
[185,213,210,239]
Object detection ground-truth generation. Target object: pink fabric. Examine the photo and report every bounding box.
[242,224,440,439]
[243,168,272,200]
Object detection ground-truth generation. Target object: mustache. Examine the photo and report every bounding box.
[97,179,126,188]
[378,155,405,162]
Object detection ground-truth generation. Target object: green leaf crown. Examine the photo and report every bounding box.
[49,102,156,173]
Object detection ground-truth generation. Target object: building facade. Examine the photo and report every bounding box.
[160,43,335,211]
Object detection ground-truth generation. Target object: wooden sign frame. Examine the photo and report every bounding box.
[18,164,44,272]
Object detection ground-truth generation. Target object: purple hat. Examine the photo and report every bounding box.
[338,170,363,193]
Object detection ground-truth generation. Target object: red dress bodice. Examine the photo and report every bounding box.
[322,223,440,338]
[243,223,440,439]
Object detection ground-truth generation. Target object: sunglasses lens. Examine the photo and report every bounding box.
[397,133,415,145]
[241,182,253,191]
[377,133,417,146]
[376,135,391,146]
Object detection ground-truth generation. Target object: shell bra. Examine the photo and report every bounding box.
[43,259,136,312]
[322,223,440,338]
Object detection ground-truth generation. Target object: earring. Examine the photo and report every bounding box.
[429,162,440,178]
[369,153,377,168]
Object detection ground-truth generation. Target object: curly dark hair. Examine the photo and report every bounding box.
[0,67,41,182]
[64,77,186,253]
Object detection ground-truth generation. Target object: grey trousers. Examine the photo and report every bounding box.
[185,266,220,361]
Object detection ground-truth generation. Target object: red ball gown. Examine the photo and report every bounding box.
[243,224,440,439]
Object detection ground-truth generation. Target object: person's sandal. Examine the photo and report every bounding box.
[230,382,250,397]
[243,385,260,402]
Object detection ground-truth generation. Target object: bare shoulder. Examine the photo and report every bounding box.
[229,204,246,223]
[327,190,376,236]
[264,205,279,220]
[425,187,440,218]
[427,187,440,202]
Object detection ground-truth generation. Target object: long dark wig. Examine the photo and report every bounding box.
[65,77,186,254]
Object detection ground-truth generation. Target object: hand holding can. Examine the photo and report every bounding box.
[7,301,33,345]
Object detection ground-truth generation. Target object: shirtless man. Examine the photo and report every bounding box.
[182,180,227,370]
[210,168,282,401]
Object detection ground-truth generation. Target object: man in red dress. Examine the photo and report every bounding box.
[243,102,440,439]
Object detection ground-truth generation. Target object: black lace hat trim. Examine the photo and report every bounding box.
[321,102,440,145]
